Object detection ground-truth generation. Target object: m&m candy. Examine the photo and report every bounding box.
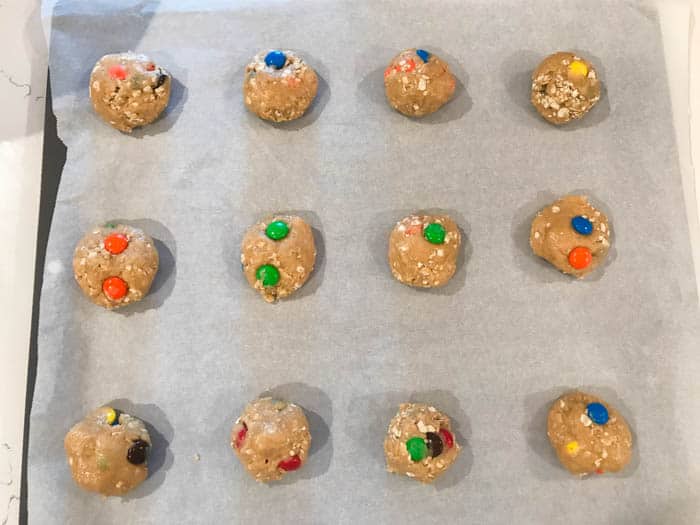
[104,233,129,255]
[102,276,128,300]
[265,50,286,69]
[568,246,592,270]
[571,216,593,235]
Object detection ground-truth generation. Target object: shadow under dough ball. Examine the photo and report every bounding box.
[73,223,159,309]
[530,51,601,125]
[547,391,632,476]
[240,215,316,302]
[384,48,456,117]
[64,406,151,496]
[384,403,460,483]
[388,213,460,287]
[231,397,311,483]
[243,49,318,122]
[530,195,611,278]
[89,52,171,132]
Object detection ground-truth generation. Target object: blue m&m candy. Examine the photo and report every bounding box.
[416,49,430,63]
[571,215,593,235]
[265,50,286,69]
[586,402,609,425]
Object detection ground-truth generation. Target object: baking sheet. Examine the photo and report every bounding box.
[30,0,700,523]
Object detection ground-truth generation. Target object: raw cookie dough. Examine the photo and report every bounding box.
[388,214,461,287]
[547,391,632,475]
[384,403,460,483]
[73,223,160,309]
[530,51,601,125]
[529,195,611,278]
[89,52,171,132]
[384,48,456,117]
[243,50,318,122]
[240,215,316,302]
[230,397,311,482]
[64,406,151,496]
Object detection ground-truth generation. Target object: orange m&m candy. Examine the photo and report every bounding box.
[403,59,416,73]
[104,233,129,255]
[405,223,422,236]
[568,246,592,270]
[102,276,128,300]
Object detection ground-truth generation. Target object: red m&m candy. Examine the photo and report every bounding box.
[439,428,454,449]
[108,64,128,80]
[233,423,247,449]
[278,455,302,471]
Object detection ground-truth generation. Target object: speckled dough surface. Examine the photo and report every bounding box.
[73,223,159,309]
[243,50,318,122]
[384,48,456,117]
[547,391,632,475]
[531,51,601,125]
[89,52,171,132]
[64,406,151,496]
[384,403,460,483]
[240,215,316,302]
[530,195,611,278]
[388,214,460,287]
[230,398,311,482]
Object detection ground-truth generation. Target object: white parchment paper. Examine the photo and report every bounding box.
[30,0,700,523]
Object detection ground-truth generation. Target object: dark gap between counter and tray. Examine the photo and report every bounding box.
[20,70,67,525]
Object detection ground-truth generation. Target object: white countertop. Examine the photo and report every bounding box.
[1,1,698,523]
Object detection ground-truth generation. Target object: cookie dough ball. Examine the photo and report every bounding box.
[530,51,601,125]
[89,52,171,132]
[230,397,311,482]
[64,406,151,496]
[388,214,460,287]
[73,223,159,309]
[241,215,316,302]
[384,403,460,483]
[547,391,632,475]
[384,48,456,117]
[243,50,318,122]
[529,195,611,278]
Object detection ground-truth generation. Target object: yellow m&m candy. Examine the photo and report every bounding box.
[104,407,118,426]
[566,440,580,455]
[568,60,588,78]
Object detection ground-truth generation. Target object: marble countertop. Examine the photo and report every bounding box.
[1,1,698,523]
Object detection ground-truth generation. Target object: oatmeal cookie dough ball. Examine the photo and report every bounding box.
[73,223,159,309]
[384,403,460,483]
[531,51,601,125]
[64,406,151,496]
[388,213,460,288]
[241,215,316,302]
[384,48,456,117]
[230,397,311,482]
[243,50,318,122]
[89,52,171,132]
[547,391,632,476]
[529,195,611,278]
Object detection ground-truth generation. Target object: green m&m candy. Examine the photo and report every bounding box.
[255,264,280,287]
[406,437,428,462]
[423,223,446,244]
[265,220,290,240]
